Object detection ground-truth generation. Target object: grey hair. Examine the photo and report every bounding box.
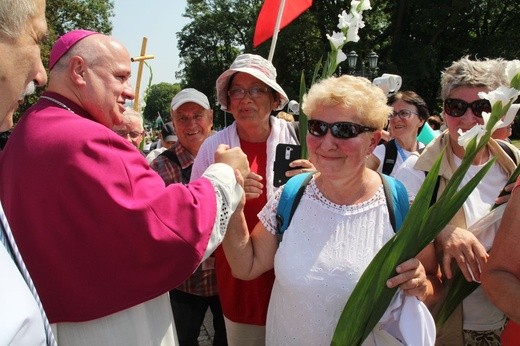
[123,108,144,130]
[0,0,38,39]
[440,56,508,100]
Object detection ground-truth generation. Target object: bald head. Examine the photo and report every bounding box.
[46,32,135,129]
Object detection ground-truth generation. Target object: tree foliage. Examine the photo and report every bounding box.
[16,0,114,118]
[177,0,520,134]
[142,83,181,126]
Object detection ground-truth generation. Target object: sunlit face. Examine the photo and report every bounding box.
[307,104,380,179]
[389,100,424,140]
[112,115,144,148]
[0,0,48,122]
[81,37,135,128]
[172,102,213,156]
[227,72,278,126]
[443,86,487,148]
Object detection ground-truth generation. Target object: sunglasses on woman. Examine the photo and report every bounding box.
[308,119,375,139]
[443,98,491,118]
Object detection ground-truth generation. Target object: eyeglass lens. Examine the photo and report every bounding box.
[444,98,491,118]
[116,131,142,139]
[308,120,375,139]
[390,110,415,119]
[228,86,269,99]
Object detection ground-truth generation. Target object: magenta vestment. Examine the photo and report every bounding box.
[0,93,217,323]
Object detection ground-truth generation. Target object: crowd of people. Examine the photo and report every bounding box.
[1,1,520,345]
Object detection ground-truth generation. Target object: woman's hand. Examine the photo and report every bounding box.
[285,159,315,178]
[244,172,263,200]
[386,258,428,301]
[436,225,488,282]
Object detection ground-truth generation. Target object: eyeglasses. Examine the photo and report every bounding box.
[308,119,375,139]
[175,113,206,123]
[228,86,270,100]
[389,109,418,119]
[115,130,143,139]
[444,98,491,118]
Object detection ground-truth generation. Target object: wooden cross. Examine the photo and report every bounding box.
[131,37,155,111]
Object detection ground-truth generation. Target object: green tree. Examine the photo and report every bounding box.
[16,0,114,119]
[142,83,180,127]
[177,0,520,136]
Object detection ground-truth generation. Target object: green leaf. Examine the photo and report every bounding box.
[436,271,480,328]
[332,146,497,344]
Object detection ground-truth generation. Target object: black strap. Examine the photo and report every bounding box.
[382,139,397,175]
[497,140,518,165]
[159,150,192,185]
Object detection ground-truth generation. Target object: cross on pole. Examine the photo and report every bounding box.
[131,37,154,111]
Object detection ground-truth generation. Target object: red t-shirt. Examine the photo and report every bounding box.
[215,139,275,325]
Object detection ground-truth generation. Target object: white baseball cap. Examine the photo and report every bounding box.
[170,88,210,111]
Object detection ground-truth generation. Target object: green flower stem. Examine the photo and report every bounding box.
[437,150,520,329]
[332,117,500,344]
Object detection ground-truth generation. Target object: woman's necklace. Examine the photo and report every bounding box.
[40,95,75,114]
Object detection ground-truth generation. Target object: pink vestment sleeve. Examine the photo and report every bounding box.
[0,96,222,322]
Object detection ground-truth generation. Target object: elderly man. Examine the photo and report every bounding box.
[151,88,226,345]
[0,0,55,345]
[113,108,146,148]
[0,29,249,345]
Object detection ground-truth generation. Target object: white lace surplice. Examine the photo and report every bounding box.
[259,180,395,345]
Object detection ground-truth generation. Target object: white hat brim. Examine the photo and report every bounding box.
[216,67,289,111]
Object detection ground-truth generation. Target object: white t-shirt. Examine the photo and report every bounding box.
[395,154,508,331]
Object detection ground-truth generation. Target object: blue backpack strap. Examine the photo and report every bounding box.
[275,172,315,241]
[379,173,409,232]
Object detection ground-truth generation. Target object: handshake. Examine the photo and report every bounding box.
[214,144,250,184]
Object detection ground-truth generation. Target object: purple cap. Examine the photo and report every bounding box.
[49,29,99,70]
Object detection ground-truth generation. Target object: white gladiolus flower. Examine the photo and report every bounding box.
[337,10,350,30]
[505,60,520,83]
[337,50,347,64]
[326,31,346,49]
[458,125,486,149]
[495,104,520,130]
[478,86,520,108]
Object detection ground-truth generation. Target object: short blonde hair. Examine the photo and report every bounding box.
[301,75,390,130]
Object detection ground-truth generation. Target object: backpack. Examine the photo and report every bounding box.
[159,150,192,185]
[382,139,398,175]
[275,171,409,241]
[382,139,425,175]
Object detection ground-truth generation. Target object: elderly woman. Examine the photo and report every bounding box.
[396,57,520,344]
[367,91,429,176]
[222,75,440,345]
[190,53,313,345]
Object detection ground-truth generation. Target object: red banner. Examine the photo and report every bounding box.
[253,0,313,48]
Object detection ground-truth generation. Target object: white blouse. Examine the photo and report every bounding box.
[259,179,395,345]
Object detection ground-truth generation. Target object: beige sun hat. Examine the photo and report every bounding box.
[216,54,289,111]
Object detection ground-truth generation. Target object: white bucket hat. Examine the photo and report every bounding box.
[216,54,289,111]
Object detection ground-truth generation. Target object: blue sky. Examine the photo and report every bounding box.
[112,0,189,93]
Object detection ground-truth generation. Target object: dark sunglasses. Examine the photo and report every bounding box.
[444,98,491,118]
[308,119,375,139]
